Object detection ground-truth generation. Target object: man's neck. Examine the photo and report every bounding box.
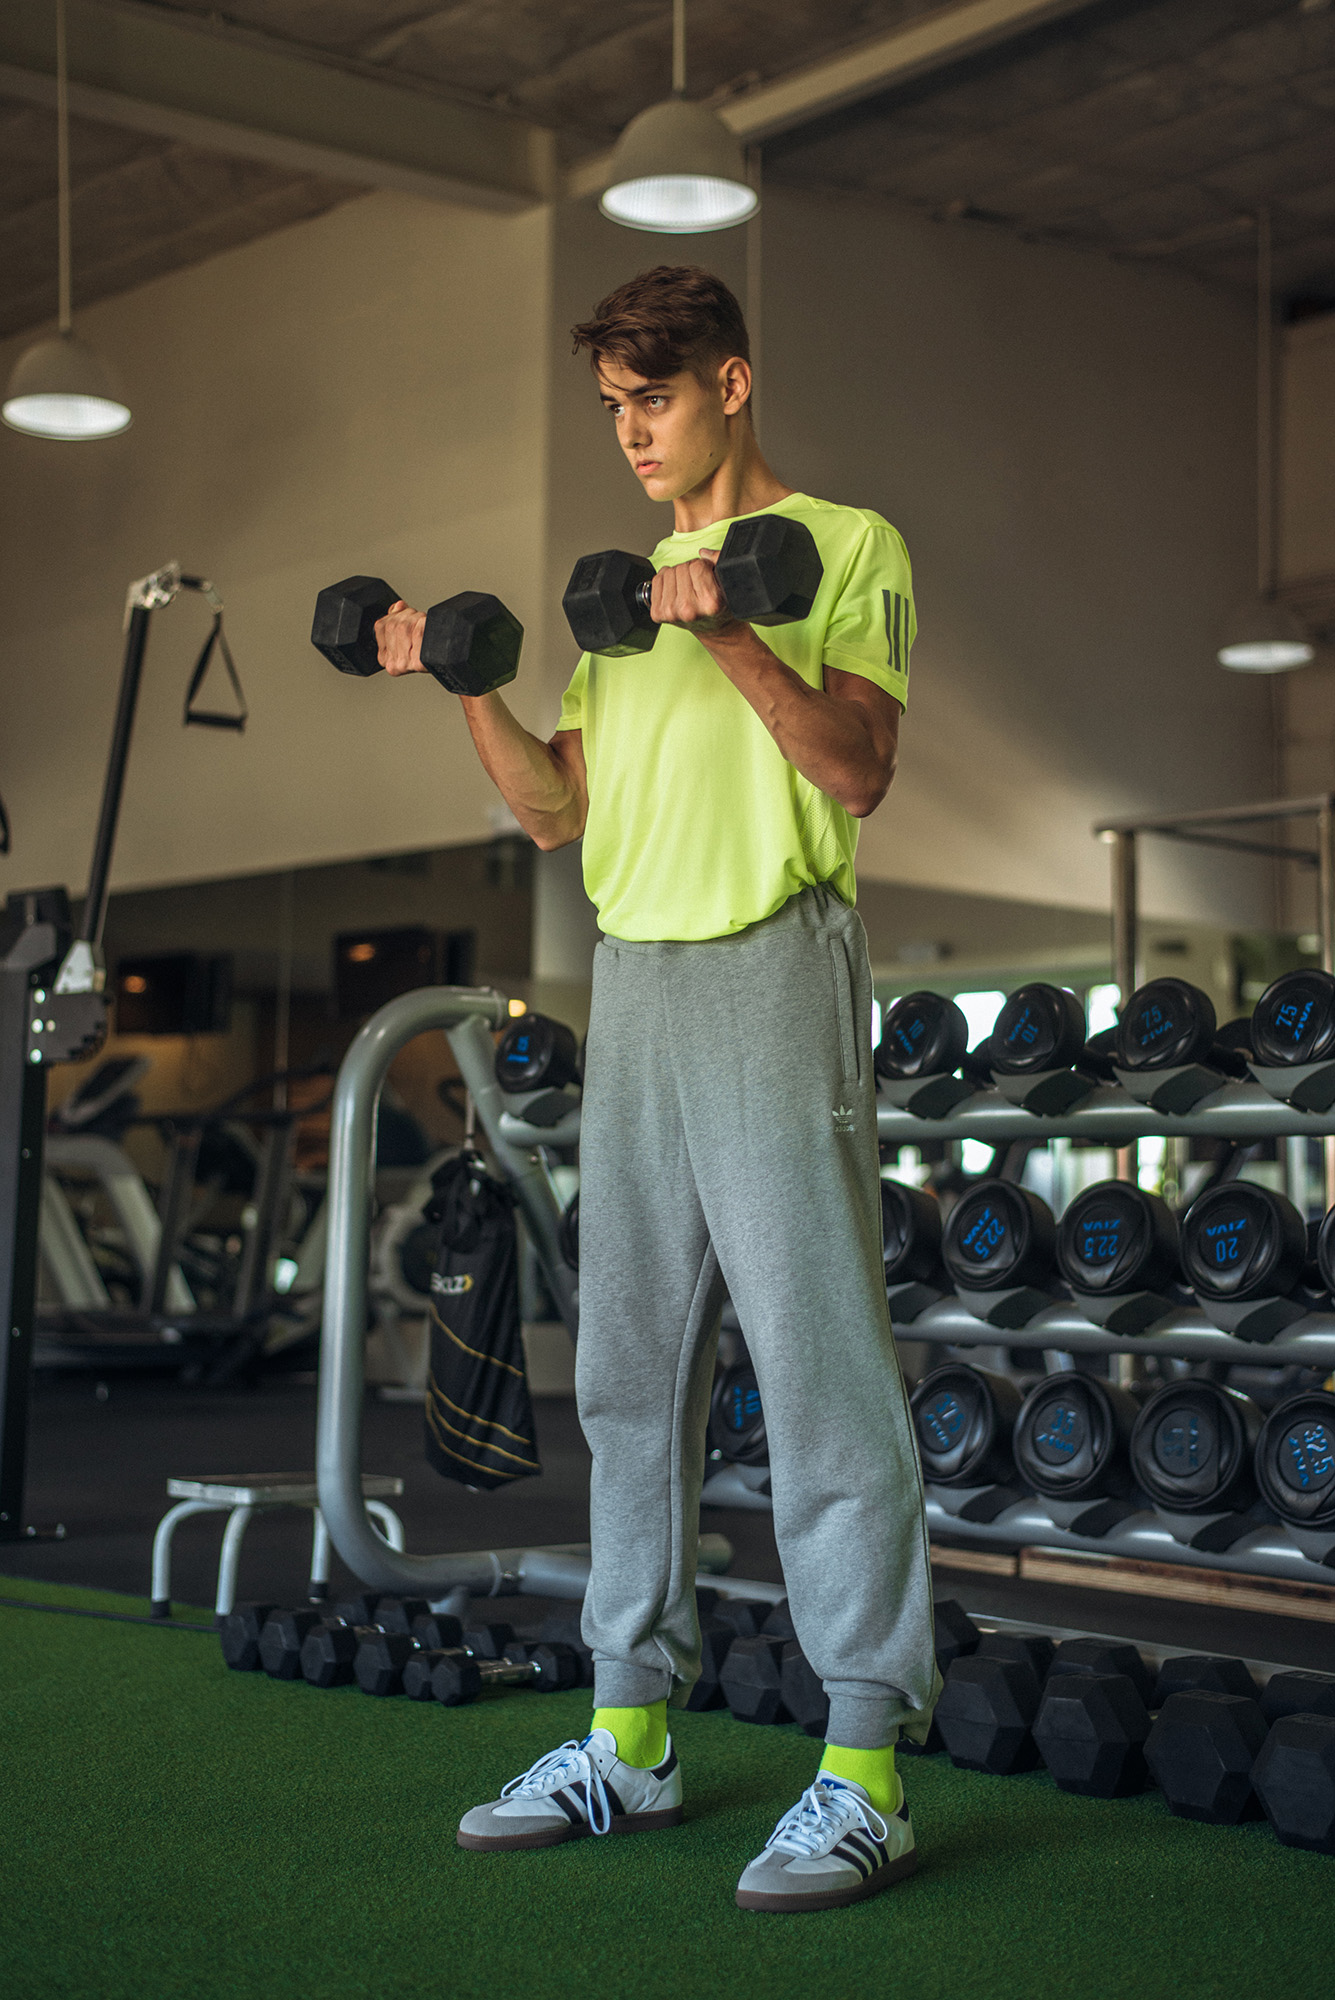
[670,428,794,534]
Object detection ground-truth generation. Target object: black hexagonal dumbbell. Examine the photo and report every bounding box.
[976,1630,1055,1682]
[535,1613,596,1689]
[902,1600,981,1758]
[779,1643,830,1740]
[684,1617,737,1713]
[1252,1713,1335,1854]
[428,1640,582,1709]
[311,576,522,695]
[1033,1673,1152,1797]
[1261,1669,1335,1725]
[1047,1636,1153,1708]
[259,1608,326,1680]
[1151,1654,1258,1709]
[709,1599,768,1642]
[936,1654,1043,1776]
[355,1609,466,1696]
[218,1601,278,1672]
[720,1634,789,1725]
[1144,1691,1268,1825]
[562,514,824,659]
[299,1601,459,1693]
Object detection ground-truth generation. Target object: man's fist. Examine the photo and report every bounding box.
[376,600,427,675]
[650,549,742,638]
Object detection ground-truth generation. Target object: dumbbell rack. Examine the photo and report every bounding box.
[871,1080,1335,1587]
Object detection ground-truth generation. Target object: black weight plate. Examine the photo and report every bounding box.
[875,992,969,1081]
[1254,1391,1335,1528]
[1180,1182,1307,1303]
[941,1179,1056,1293]
[1012,1374,1139,1500]
[1057,1181,1179,1296]
[910,1363,1022,1487]
[989,985,1086,1076]
[1250,968,1335,1067]
[1113,978,1216,1072]
[708,1362,768,1467]
[494,1013,580,1094]
[1129,1379,1261,1514]
[881,1180,943,1285]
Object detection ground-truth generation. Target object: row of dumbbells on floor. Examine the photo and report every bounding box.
[919,1601,1335,1856]
[220,1595,598,1705]
[220,1588,1335,1856]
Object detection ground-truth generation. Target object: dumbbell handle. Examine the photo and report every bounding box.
[478,1653,539,1690]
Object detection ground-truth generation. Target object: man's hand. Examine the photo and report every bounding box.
[650,549,743,640]
[377,600,427,675]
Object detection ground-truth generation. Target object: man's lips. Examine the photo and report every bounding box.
[635,460,661,475]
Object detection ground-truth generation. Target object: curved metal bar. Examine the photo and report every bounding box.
[317,986,579,1595]
[317,985,747,1600]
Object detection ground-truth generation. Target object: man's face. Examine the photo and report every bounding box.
[596,359,744,504]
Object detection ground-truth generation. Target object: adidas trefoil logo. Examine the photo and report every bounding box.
[831,1103,857,1133]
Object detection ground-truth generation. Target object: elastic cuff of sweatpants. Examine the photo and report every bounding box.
[824,1692,902,1751]
[592,1662,674,1709]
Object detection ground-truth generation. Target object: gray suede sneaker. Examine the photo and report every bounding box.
[457,1728,684,1852]
[735,1774,916,1912]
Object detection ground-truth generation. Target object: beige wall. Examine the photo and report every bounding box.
[0,189,554,901]
[1281,311,1335,586]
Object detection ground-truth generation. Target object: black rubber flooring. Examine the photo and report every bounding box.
[3,1370,1331,1670]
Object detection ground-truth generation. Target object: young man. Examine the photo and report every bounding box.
[377,265,938,1913]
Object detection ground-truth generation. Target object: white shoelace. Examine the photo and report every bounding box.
[500,1737,614,1836]
[765,1778,889,1859]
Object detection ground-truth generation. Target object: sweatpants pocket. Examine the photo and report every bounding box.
[827,933,862,1086]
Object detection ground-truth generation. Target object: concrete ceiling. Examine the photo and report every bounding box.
[1,0,1333,340]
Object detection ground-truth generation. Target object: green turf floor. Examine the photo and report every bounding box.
[2,1576,1332,2000]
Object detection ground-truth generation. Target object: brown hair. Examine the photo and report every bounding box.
[571,266,751,395]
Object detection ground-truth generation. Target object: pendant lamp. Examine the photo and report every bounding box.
[600,0,758,234]
[3,0,131,440]
[1217,209,1311,671]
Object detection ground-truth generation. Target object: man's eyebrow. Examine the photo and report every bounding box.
[599,381,672,403]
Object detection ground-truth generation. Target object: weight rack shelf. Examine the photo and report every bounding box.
[895,1297,1335,1369]
[876,1077,1335,1146]
[506,1078,1335,1154]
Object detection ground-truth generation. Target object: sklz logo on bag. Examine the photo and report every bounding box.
[431,1272,475,1296]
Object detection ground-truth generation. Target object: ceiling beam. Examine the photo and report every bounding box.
[0,0,554,214]
[567,0,1107,199]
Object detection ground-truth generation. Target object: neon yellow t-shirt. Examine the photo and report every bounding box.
[556,491,914,943]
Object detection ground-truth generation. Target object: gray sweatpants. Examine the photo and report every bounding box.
[575,883,939,1750]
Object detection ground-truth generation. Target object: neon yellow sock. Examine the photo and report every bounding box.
[591,1701,668,1769]
[819,1743,899,1816]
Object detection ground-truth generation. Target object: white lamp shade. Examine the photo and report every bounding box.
[1217,595,1314,672]
[3,332,131,439]
[600,98,757,234]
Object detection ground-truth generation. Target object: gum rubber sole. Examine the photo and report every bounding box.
[735,1847,918,1913]
[457,1805,685,1852]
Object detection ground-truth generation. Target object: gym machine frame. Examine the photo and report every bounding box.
[0,563,232,1539]
[864,795,1335,1588]
[315,987,769,1605]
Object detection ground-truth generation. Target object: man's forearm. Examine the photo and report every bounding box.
[459,692,586,850]
[700,626,894,817]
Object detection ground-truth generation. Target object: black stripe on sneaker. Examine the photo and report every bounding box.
[833,1838,874,1879]
[841,1832,883,1873]
[652,1746,678,1781]
[600,1779,628,1820]
[551,1789,586,1827]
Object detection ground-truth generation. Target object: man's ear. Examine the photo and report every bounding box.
[720,356,752,417]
